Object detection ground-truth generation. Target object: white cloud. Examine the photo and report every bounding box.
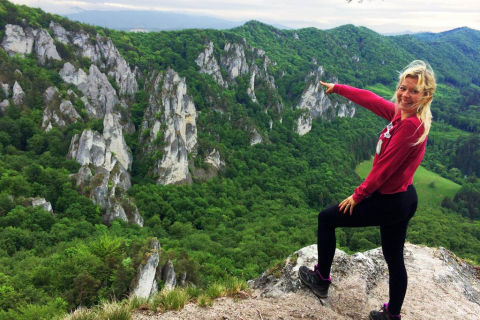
[8,0,480,33]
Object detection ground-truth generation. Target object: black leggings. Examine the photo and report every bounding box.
[317,185,417,315]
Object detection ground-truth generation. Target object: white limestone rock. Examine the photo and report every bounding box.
[296,114,313,136]
[162,260,177,291]
[250,243,480,320]
[247,66,258,103]
[59,62,118,118]
[338,102,356,118]
[43,86,59,104]
[103,113,132,171]
[250,128,263,146]
[12,81,25,105]
[49,21,70,44]
[205,149,225,170]
[1,24,35,56]
[1,82,9,98]
[97,38,138,96]
[34,29,61,64]
[30,197,54,215]
[0,99,10,112]
[42,100,81,130]
[295,65,355,135]
[68,125,142,227]
[195,41,226,87]
[221,42,249,80]
[72,31,102,64]
[131,239,160,298]
[70,129,106,167]
[141,68,197,185]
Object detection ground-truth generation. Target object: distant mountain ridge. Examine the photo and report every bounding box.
[65,10,245,31]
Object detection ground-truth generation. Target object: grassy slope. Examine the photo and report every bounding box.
[355,158,461,208]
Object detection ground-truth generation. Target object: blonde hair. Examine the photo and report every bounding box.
[393,60,436,146]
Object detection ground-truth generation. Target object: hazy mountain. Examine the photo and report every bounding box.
[65,10,244,31]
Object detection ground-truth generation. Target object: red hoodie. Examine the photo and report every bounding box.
[333,84,427,203]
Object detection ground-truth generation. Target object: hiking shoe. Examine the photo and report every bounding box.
[369,303,401,320]
[298,264,331,298]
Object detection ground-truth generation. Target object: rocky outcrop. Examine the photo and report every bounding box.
[34,29,61,64]
[96,38,138,96]
[43,86,58,104]
[250,243,480,319]
[204,149,225,170]
[42,86,81,130]
[1,82,9,97]
[296,113,313,136]
[1,24,61,64]
[141,68,197,185]
[0,99,9,112]
[29,197,54,215]
[197,40,282,114]
[72,31,101,64]
[0,82,10,112]
[221,42,249,81]
[152,244,480,320]
[247,66,258,102]
[12,81,25,105]
[53,24,137,96]
[131,239,160,299]
[42,100,81,131]
[295,66,355,135]
[49,21,70,44]
[195,41,226,87]
[68,114,143,226]
[60,62,118,119]
[1,24,35,56]
[162,260,177,291]
[250,128,263,146]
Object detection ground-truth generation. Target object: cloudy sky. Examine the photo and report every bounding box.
[9,0,480,34]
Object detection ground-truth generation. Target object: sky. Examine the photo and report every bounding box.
[9,0,480,34]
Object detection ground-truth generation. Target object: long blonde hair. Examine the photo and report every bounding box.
[393,60,436,145]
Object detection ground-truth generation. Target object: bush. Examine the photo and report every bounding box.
[150,289,190,312]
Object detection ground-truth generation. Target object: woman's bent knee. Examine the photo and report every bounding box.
[318,204,340,225]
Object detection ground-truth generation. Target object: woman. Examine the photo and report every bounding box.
[298,60,436,320]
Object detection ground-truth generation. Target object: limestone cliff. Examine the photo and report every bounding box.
[1,24,61,65]
[41,86,81,130]
[296,66,355,135]
[195,41,226,87]
[68,114,143,226]
[140,68,197,185]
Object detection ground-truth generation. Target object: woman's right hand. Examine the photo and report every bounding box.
[320,81,335,94]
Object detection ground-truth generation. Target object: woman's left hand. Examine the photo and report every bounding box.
[339,195,357,215]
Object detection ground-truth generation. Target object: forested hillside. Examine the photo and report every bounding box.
[0,1,479,319]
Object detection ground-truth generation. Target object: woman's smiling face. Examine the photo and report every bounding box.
[396,76,423,117]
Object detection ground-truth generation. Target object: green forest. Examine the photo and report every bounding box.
[0,1,479,319]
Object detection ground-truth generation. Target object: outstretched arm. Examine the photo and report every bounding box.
[319,81,396,121]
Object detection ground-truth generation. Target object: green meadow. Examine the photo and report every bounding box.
[355,158,461,208]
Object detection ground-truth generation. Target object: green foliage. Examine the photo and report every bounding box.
[443,178,480,220]
[150,289,190,312]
